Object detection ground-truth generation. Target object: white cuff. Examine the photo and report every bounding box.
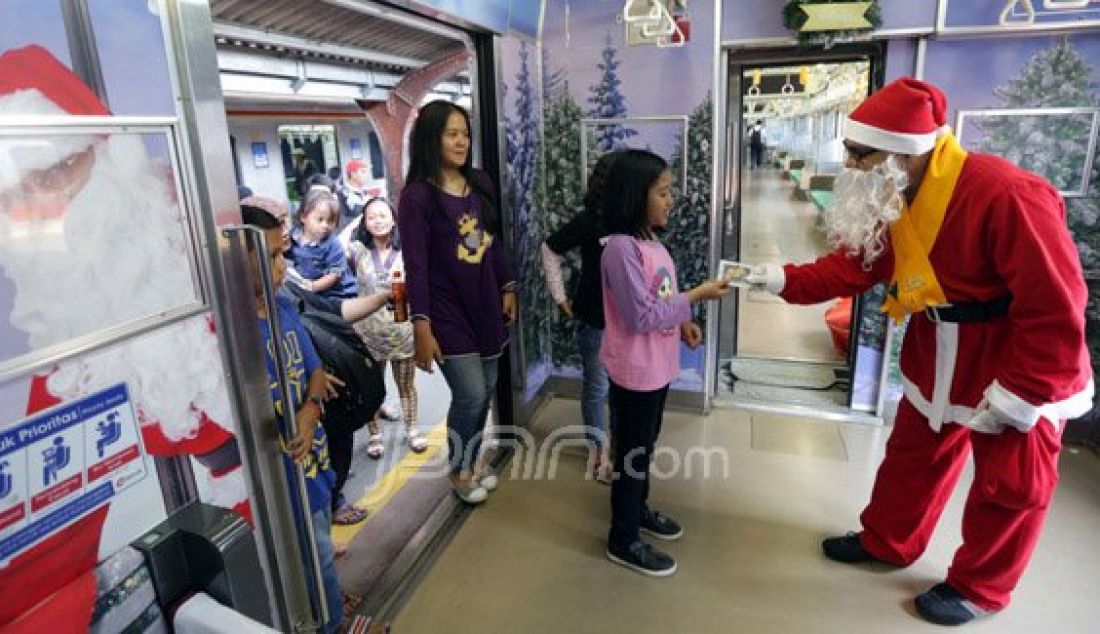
[762,263,786,295]
[984,381,1042,431]
[984,378,1096,432]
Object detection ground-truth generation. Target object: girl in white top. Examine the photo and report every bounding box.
[348,198,427,456]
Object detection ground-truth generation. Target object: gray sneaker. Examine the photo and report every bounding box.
[606,540,677,577]
[640,510,683,541]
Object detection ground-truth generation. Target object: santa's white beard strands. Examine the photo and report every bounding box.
[0,135,232,442]
[823,154,910,269]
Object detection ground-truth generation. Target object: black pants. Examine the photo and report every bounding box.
[750,144,763,168]
[608,380,669,550]
[325,426,354,510]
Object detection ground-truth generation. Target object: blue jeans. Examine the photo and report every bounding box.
[310,507,344,633]
[439,355,499,475]
[576,322,610,452]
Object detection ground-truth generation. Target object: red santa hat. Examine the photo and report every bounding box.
[346,158,367,177]
[0,45,109,193]
[843,77,949,155]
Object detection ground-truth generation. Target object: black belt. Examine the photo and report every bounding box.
[924,295,1012,323]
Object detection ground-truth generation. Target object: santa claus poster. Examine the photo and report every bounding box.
[0,1,246,628]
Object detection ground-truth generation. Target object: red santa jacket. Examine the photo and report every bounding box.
[780,152,1093,431]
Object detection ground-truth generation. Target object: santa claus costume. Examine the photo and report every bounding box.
[0,46,248,631]
[757,78,1093,625]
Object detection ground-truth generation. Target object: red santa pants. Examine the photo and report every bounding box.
[858,398,1062,611]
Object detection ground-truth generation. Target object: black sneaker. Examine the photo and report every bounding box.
[606,540,677,577]
[640,510,683,541]
[821,531,880,564]
[915,582,992,626]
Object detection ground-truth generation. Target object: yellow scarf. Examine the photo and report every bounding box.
[881,132,968,323]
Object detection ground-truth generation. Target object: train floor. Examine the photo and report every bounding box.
[391,397,1100,633]
[736,165,843,365]
[332,364,456,604]
[720,165,850,410]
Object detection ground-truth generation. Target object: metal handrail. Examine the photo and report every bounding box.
[223,226,328,632]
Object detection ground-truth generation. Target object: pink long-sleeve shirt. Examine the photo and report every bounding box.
[600,235,691,391]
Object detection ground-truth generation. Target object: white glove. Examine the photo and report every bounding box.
[744,263,786,294]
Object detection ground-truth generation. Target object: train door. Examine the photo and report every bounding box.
[210,0,512,624]
[717,45,886,418]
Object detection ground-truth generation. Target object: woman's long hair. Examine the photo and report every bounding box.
[601,149,668,238]
[584,151,620,219]
[405,100,499,233]
[352,196,400,251]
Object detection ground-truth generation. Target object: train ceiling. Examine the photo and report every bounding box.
[210,0,472,108]
[742,62,869,120]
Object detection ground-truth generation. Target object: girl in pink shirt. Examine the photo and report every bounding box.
[599,150,729,577]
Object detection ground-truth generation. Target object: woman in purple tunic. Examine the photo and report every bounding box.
[397,100,516,505]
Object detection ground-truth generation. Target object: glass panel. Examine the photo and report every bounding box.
[735,61,868,364]
[718,60,870,407]
[0,2,71,67]
[957,109,1098,197]
[0,129,200,367]
[88,0,176,116]
[279,124,340,205]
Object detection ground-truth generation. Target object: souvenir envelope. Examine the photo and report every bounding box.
[716,260,755,287]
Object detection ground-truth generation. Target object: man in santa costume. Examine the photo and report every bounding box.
[0,45,248,630]
[748,78,1093,625]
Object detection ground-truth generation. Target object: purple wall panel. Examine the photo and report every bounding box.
[884,37,917,82]
[922,34,1100,118]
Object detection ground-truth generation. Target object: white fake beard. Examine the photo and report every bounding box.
[823,155,909,269]
[0,135,231,442]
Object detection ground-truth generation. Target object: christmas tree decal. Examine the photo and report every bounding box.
[977,36,1097,194]
[857,282,888,353]
[587,33,637,154]
[978,36,1100,402]
[504,41,547,372]
[542,57,586,367]
[667,95,713,322]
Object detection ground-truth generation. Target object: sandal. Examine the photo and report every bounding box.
[342,591,364,619]
[406,427,428,453]
[366,433,385,459]
[378,403,401,421]
[333,503,368,525]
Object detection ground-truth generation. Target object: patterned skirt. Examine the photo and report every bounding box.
[353,309,414,361]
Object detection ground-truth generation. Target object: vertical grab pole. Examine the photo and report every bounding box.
[223,226,329,632]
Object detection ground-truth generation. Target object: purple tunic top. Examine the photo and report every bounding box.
[397,174,515,358]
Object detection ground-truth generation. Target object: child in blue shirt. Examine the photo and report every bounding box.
[289,189,358,300]
[242,199,343,633]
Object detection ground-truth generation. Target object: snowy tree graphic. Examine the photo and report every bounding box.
[504,41,546,372]
[667,95,713,323]
[587,33,637,153]
[542,67,586,368]
[975,36,1100,402]
[857,283,888,353]
[976,37,1097,194]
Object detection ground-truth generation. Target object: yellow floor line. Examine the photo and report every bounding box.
[332,418,448,545]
